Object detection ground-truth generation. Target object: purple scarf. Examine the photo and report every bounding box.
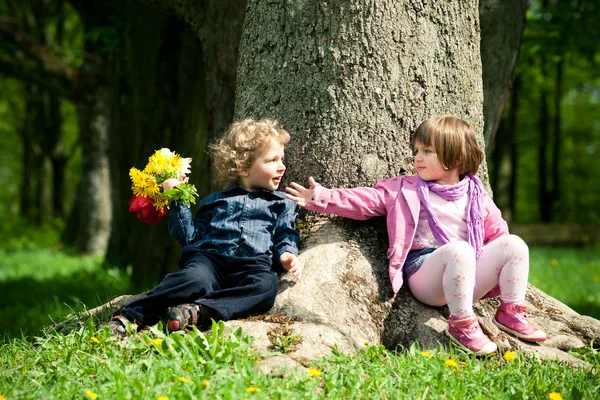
[417,175,485,258]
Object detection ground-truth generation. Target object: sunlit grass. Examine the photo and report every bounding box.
[0,321,597,399]
[529,246,600,319]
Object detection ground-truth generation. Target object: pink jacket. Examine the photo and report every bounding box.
[306,175,509,293]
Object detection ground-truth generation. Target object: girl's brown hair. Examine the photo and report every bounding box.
[211,118,290,188]
[410,115,484,175]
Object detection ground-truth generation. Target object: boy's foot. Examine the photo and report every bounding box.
[166,303,211,331]
[446,314,497,356]
[494,301,547,342]
[108,315,140,338]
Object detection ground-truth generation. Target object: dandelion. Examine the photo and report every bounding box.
[363,340,369,346]
[246,386,260,393]
[551,259,559,266]
[158,397,169,400]
[0,395,6,400]
[91,336,100,344]
[178,376,191,384]
[308,368,322,377]
[202,380,210,388]
[503,351,516,361]
[151,338,163,346]
[548,393,563,400]
[444,359,458,368]
[421,351,432,359]
[85,390,99,399]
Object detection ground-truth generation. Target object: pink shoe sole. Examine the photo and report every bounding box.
[493,317,547,342]
[445,328,498,356]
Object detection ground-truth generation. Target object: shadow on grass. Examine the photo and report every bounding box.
[0,270,131,341]
[568,302,600,320]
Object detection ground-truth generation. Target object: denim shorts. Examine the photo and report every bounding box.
[403,247,436,281]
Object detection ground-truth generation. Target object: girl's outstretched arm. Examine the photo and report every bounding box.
[286,177,387,220]
[285,177,317,208]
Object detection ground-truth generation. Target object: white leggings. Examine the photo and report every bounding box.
[407,235,529,317]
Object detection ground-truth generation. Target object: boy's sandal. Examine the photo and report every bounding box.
[166,303,211,331]
[108,315,140,338]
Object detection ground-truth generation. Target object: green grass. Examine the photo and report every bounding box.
[0,219,131,341]
[529,246,600,319]
[0,321,598,400]
[0,233,599,399]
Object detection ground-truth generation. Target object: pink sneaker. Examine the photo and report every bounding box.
[494,301,547,342]
[446,315,497,356]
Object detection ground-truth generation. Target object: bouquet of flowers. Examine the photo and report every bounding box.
[129,148,199,224]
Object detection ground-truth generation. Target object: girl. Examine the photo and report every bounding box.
[285,115,546,356]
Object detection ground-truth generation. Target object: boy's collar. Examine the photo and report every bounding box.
[223,185,286,199]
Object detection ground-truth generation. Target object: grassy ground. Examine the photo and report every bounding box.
[529,246,600,319]
[0,225,599,399]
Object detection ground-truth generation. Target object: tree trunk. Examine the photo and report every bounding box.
[538,55,551,222]
[479,0,528,154]
[103,1,210,288]
[550,60,563,218]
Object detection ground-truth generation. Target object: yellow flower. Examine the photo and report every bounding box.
[503,351,516,361]
[130,168,160,199]
[91,336,100,344]
[178,376,190,384]
[548,393,563,400]
[151,339,163,346]
[0,395,6,400]
[421,351,432,359]
[308,368,322,377]
[551,259,559,266]
[85,390,99,399]
[158,397,169,400]
[145,149,172,175]
[444,359,458,368]
[246,386,260,393]
[363,340,369,346]
[153,196,170,211]
[202,380,210,388]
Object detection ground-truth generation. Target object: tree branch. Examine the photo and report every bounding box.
[0,55,78,99]
[0,16,82,97]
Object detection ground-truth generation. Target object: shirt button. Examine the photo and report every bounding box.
[320,200,325,204]
[404,245,409,249]
[246,204,251,208]
[311,197,315,201]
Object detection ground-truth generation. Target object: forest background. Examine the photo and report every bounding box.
[0,0,599,337]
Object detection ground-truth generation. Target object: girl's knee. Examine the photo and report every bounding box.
[504,234,528,255]
[443,241,476,260]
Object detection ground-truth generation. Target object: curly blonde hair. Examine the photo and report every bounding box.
[211,118,290,188]
[410,115,484,176]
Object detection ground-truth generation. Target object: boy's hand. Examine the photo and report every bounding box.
[285,177,318,208]
[162,178,182,191]
[280,252,303,280]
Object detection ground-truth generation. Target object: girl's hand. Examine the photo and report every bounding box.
[162,178,182,191]
[285,177,318,208]
[280,252,303,280]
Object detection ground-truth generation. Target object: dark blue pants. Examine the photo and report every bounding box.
[122,248,278,325]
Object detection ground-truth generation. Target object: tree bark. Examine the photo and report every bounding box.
[479,0,528,154]
[103,1,211,287]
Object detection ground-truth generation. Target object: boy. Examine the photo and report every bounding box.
[110,118,301,336]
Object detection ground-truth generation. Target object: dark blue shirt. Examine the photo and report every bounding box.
[168,186,299,266]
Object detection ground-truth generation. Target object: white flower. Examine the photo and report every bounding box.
[179,157,192,175]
